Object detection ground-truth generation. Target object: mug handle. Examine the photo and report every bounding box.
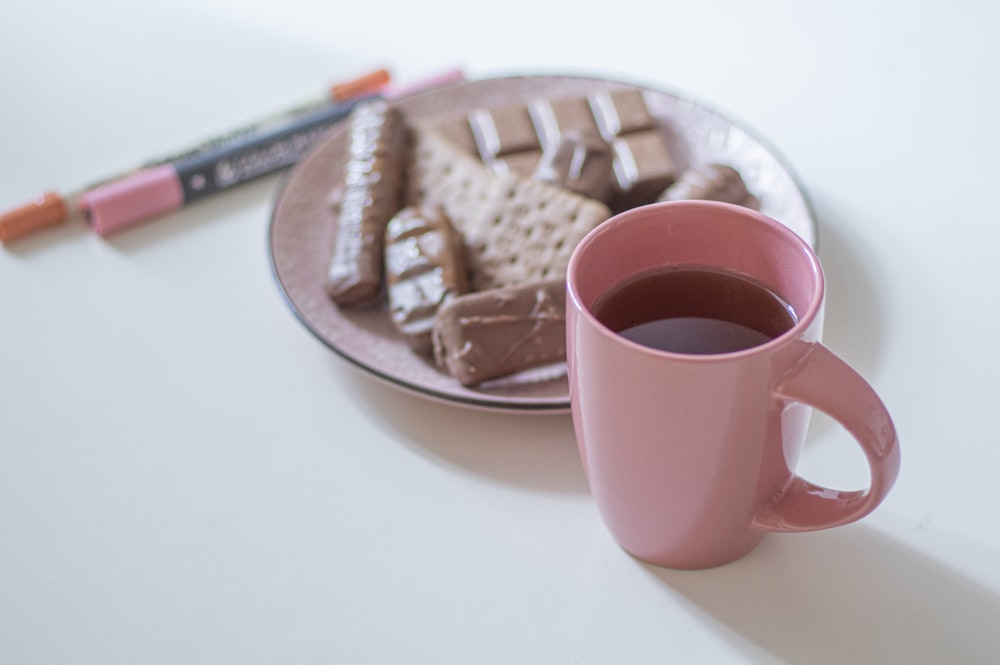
[752,343,901,532]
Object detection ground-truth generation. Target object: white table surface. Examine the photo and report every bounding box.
[3,1,998,663]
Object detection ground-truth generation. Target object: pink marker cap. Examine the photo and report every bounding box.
[80,165,184,236]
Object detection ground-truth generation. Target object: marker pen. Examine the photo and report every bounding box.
[139,67,392,168]
[0,68,393,244]
[79,96,377,235]
[78,68,464,236]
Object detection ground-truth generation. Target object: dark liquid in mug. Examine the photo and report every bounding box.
[593,265,797,354]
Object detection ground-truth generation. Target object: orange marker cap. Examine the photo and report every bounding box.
[0,192,69,244]
[330,68,391,102]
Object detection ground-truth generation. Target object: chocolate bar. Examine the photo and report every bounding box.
[326,100,406,306]
[384,205,469,353]
[658,163,759,209]
[459,88,675,209]
[432,278,567,386]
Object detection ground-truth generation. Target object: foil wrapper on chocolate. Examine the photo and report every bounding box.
[384,205,469,354]
[432,279,567,386]
[326,100,406,306]
[658,163,759,209]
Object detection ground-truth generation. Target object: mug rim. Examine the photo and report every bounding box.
[566,200,825,362]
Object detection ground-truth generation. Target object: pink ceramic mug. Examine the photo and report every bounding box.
[566,200,900,569]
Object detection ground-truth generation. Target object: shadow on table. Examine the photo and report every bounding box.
[644,524,1000,664]
[804,196,892,443]
[810,194,890,380]
[345,368,589,496]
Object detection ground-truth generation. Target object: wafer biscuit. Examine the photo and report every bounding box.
[404,129,611,291]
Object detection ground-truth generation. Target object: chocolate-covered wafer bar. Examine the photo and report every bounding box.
[384,205,469,354]
[658,163,759,209]
[432,279,567,386]
[326,100,406,306]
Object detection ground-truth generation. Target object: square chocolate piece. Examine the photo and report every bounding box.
[588,88,657,139]
[469,106,541,159]
[528,97,601,146]
[610,130,677,208]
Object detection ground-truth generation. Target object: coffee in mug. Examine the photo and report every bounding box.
[593,265,797,354]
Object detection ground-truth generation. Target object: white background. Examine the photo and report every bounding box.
[2,1,998,663]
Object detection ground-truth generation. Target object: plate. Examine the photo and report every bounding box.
[267,75,817,413]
